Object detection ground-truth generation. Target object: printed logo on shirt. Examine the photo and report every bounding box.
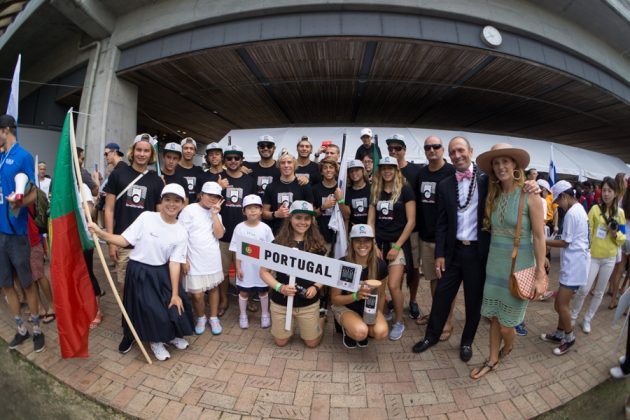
[257,176,273,194]
[242,242,260,259]
[184,176,196,192]
[277,192,293,209]
[420,181,437,204]
[296,172,310,180]
[321,195,334,216]
[226,187,243,207]
[352,197,368,215]
[126,185,147,209]
[377,200,393,220]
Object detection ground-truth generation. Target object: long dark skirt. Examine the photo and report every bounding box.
[122,260,194,343]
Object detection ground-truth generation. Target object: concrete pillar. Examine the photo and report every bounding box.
[77,37,138,173]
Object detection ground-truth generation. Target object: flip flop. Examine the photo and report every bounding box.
[470,360,498,380]
[89,311,102,330]
[42,313,56,324]
[416,315,429,326]
[439,328,452,342]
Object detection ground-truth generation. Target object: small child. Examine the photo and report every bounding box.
[229,194,274,328]
[540,180,590,355]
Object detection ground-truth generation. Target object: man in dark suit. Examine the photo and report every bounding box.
[412,136,490,362]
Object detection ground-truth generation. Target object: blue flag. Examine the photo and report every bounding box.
[548,145,557,186]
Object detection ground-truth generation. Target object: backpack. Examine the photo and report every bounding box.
[32,187,50,233]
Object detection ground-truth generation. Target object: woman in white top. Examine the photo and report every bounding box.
[89,183,193,362]
[541,181,590,356]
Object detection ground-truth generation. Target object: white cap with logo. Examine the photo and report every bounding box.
[243,194,262,208]
[205,142,222,153]
[134,133,156,145]
[360,128,373,138]
[163,142,182,154]
[289,200,316,215]
[161,183,186,200]
[378,156,399,167]
[180,137,197,149]
[347,159,365,169]
[201,181,222,196]
[349,224,374,239]
[258,135,275,144]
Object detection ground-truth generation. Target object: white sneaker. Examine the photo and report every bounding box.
[168,337,189,350]
[610,366,630,379]
[261,314,271,329]
[150,342,171,361]
[620,355,626,365]
[581,320,591,334]
[389,321,405,341]
[239,315,249,329]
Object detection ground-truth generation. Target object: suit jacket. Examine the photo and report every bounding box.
[434,170,491,267]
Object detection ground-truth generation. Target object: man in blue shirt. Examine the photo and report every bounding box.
[0,114,45,352]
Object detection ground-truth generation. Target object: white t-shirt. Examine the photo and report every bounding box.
[178,202,223,275]
[122,211,188,266]
[39,177,51,198]
[229,221,274,288]
[559,203,590,286]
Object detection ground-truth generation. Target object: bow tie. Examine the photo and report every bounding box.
[455,169,473,182]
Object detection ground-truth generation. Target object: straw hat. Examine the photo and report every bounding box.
[476,143,530,175]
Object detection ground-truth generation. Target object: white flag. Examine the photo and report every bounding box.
[6,54,21,122]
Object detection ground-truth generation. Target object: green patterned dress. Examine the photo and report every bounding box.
[480,186,534,327]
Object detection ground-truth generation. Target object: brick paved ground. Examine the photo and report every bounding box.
[0,248,624,419]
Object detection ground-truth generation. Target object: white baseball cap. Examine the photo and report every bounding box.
[378,156,399,167]
[163,142,182,155]
[201,181,222,196]
[161,183,186,200]
[289,200,316,215]
[360,128,373,138]
[347,159,365,169]
[552,180,573,202]
[180,137,197,149]
[205,142,222,153]
[258,135,275,145]
[133,133,156,145]
[243,194,262,208]
[224,145,244,156]
[537,179,551,192]
[349,224,374,239]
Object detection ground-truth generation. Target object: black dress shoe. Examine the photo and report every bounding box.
[460,345,473,362]
[412,338,436,353]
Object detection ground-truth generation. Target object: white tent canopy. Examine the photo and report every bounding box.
[215,127,628,180]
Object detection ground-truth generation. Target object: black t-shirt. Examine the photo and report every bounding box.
[220,173,255,242]
[373,184,415,242]
[355,143,382,161]
[196,169,227,193]
[270,241,323,308]
[248,162,281,199]
[312,182,337,244]
[339,257,388,314]
[174,165,205,203]
[103,165,164,234]
[345,184,371,226]
[296,161,322,186]
[263,179,314,234]
[162,172,188,194]
[417,162,455,242]
[401,162,420,232]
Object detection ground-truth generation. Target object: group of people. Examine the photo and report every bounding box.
[2,117,630,385]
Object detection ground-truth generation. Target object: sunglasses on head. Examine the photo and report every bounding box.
[225,156,241,162]
[258,143,274,149]
[424,144,442,151]
[388,146,403,152]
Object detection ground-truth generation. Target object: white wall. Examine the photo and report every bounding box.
[18,126,61,175]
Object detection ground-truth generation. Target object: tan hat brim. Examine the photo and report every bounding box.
[476,148,530,175]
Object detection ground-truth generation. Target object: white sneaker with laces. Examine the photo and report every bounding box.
[168,337,189,350]
[239,315,249,329]
[581,320,591,334]
[261,314,271,329]
[150,342,171,361]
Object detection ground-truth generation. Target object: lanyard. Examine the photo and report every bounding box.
[0,143,16,174]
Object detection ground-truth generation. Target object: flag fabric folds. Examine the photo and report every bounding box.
[49,112,97,358]
[329,135,349,259]
[6,54,20,122]
[548,145,557,186]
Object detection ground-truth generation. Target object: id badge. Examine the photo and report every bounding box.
[596,225,607,240]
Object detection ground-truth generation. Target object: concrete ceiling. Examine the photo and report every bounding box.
[120,37,630,162]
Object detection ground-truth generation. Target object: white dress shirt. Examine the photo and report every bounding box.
[456,164,478,241]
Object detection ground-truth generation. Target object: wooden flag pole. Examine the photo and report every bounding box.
[284,275,296,331]
[68,112,153,364]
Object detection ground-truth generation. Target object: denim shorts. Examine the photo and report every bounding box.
[0,233,33,288]
[559,283,580,291]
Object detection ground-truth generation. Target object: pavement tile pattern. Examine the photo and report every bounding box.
[0,250,623,419]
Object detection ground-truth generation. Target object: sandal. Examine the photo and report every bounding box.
[470,360,498,380]
[439,328,452,342]
[89,311,103,330]
[42,313,56,324]
[499,346,513,359]
[416,315,429,326]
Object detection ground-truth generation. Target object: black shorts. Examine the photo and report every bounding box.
[0,233,33,288]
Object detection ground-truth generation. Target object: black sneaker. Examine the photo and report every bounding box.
[33,332,45,353]
[9,331,30,349]
[342,328,357,349]
[409,301,420,319]
[357,337,369,348]
[540,333,563,343]
[118,336,134,354]
[553,339,575,356]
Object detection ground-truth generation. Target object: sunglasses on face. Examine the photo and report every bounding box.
[424,144,442,151]
[103,150,112,157]
[388,146,403,152]
[258,143,274,149]
[225,156,241,162]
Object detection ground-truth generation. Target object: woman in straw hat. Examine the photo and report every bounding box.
[470,144,546,380]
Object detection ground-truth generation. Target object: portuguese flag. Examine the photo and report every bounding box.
[49,112,97,358]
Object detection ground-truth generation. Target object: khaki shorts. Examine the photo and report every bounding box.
[270,300,321,341]
[116,247,131,285]
[331,304,355,323]
[220,241,236,278]
[388,248,406,267]
[410,232,420,269]
[421,240,437,281]
[30,242,45,280]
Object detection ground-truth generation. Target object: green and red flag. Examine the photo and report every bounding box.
[50,111,97,358]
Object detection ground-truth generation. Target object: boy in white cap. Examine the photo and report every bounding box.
[175,137,205,203]
[178,182,226,335]
[161,142,189,197]
[229,194,274,328]
[355,128,382,161]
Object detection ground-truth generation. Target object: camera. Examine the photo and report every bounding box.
[609,220,619,230]
[294,284,309,298]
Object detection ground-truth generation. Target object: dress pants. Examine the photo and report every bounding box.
[425,242,485,346]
